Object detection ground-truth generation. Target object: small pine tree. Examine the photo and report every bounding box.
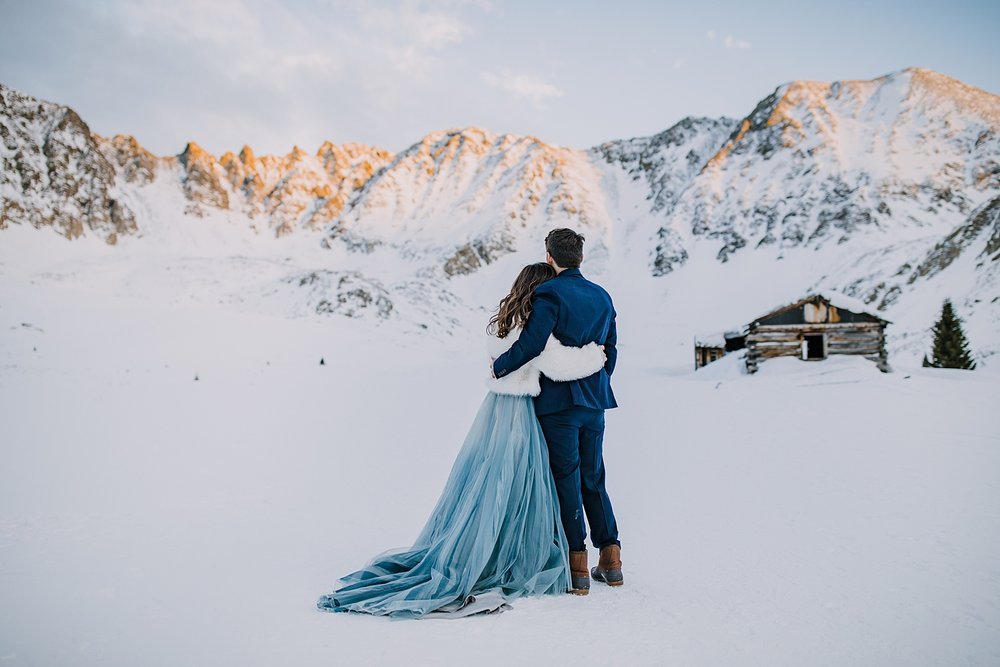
[926,299,976,370]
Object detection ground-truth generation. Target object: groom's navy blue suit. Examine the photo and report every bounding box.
[492,268,620,551]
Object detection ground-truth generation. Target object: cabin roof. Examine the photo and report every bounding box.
[694,330,743,347]
[753,290,891,324]
[694,334,725,348]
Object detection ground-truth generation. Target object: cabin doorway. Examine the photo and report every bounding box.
[803,334,826,360]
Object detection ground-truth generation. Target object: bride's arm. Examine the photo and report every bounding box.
[533,336,607,381]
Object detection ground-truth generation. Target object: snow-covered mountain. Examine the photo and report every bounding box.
[1,67,998,364]
[330,127,615,276]
[633,69,999,269]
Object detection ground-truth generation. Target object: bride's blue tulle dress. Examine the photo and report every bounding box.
[316,392,571,618]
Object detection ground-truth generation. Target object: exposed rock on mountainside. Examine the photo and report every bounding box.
[98,134,158,185]
[179,142,230,215]
[287,270,395,319]
[216,141,394,236]
[0,83,136,243]
[594,116,740,274]
[596,116,740,215]
[853,195,1000,311]
[909,195,1000,281]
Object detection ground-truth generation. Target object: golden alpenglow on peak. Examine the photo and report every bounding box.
[178,142,218,168]
[904,67,1000,125]
[239,144,256,167]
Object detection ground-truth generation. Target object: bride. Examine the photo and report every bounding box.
[316,262,607,618]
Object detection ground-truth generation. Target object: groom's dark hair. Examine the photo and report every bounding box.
[545,228,585,269]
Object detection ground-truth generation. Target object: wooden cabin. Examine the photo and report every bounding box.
[694,330,746,369]
[693,292,890,373]
[744,293,890,373]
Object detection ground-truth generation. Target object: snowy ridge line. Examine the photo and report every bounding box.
[1,67,999,364]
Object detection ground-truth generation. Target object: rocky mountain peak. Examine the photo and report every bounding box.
[238,144,256,168]
[98,134,158,185]
[178,141,228,214]
[179,141,210,162]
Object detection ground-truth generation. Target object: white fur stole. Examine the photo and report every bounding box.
[485,327,606,396]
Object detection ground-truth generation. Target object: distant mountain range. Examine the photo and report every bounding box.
[1,67,998,363]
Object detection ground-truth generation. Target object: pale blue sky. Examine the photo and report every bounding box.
[1,0,997,156]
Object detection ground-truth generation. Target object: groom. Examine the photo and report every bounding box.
[491,228,622,595]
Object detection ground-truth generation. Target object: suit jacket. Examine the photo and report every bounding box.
[491,268,618,415]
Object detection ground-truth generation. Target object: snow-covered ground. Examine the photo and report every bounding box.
[1,230,998,666]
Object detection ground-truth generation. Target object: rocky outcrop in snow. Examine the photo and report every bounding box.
[179,142,230,215]
[0,83,136,243]
[217,141,394,236]
[98,134,158,185]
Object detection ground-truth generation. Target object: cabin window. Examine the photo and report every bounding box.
[803,334,825,359]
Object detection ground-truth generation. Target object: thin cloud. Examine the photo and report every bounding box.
[724,35,752,49]
[707,28,751,49]
[481,68,565,105]
[413,11,471,46]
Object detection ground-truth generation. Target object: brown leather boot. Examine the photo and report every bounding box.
[591,544,623,586]
[568,550,590,595]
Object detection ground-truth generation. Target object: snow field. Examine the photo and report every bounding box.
[1,262,998,665]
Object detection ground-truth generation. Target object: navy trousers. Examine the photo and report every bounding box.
[537,406,620,552]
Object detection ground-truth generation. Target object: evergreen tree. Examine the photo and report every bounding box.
[927,299,976,370]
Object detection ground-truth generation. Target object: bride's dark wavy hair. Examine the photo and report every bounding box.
[488,262,556,338]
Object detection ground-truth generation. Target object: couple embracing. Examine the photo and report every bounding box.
[318,228,623,618]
